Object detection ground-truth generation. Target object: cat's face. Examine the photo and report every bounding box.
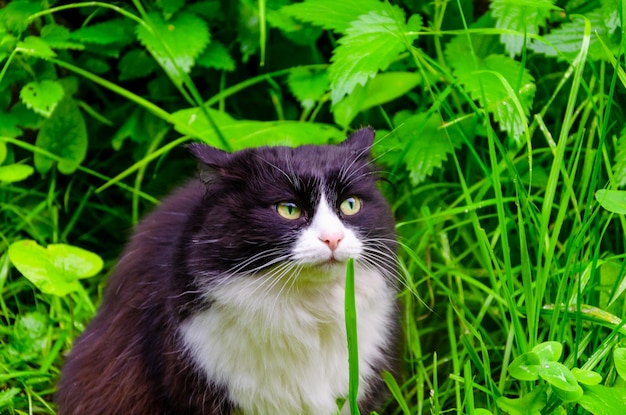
[185,128,396,287]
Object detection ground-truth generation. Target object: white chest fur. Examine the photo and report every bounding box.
[180,264,395,415]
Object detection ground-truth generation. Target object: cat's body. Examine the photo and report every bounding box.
[57,128,398,415]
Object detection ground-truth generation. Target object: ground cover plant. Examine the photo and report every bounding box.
[1,0,626,413]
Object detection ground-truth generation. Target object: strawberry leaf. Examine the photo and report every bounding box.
[19,80,65,118]
[196,41,235,71]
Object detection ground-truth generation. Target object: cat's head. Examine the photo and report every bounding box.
[184,128,396,287]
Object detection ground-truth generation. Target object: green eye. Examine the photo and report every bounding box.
[275,202,302,220]
[340,196,362,216]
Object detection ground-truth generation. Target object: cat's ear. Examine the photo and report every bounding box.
[341,127,375,155]
[186,143,233,183]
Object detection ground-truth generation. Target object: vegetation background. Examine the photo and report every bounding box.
[2,0,626,413]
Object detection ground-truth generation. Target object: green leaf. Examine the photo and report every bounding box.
[614,126,626,187]
[388,112,466,186]
[8,240,103,296]
[19,80,65,118]
[456,53,535,144]
[118,49,158,81]
[578,384,626,415]
[0,163,34,183]
[508,351,541,381]
[172,107,344,150]
[496,385,548,415]
[0,387,20,410]
[529,12,619,62]
[571,368,603,386]
[158,0,186,18]
[69,18,135,46]
[196,41,236,71]
[328,9,420,104]
[532,341,563,362]
[344,258,359,414]
[136,11,210,76]
[0,1,42,33]
[287,67,329,112]
[0,111,23,138]
[16,36,56,58]
[490,0,555,57]
[40,23,84,50]
[281,0,387,34]
[7,312,48,362]
[537,361,580,394]
[595,189,626,214]
[34,98,88,175]
[615,348,626,381]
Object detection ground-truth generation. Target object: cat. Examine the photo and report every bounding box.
[56,127,399,415]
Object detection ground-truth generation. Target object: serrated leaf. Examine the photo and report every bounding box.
[40,23,84,50]
[158,0,186,18]
[328,9,420,104]
[0,164,34,183]
[281,0,387,34]
[267,7,322,45]
[118,49,158,81]
[496,385,548,415]
[508,351,541,381]
[0,387,20,409]
[456,53,535,144]
[16,36,56,58]
[7,312,48,362]
[19,80,65,117]
[595,189,626,214]
[0,1,42,33]
[287,67,329,112]
[34,98,88,175]
[196,41,235,71]
[571,368,603,385]
[614,126,626,187]
[172,107,343,150]
[615,348,626,381]
[529,12,619,62]
[136,11,210,77]
[490,0,555,57]
[578,384,626,415]
[532,341,563,362]
[69,18,135,46]
[389,112,465,186]
[8,240,103,296]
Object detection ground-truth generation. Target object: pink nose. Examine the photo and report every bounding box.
[319,231,344,251]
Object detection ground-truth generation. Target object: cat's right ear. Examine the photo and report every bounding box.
[186,143,232,183]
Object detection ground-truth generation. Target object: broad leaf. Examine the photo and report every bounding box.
[571,368,602,386]
[490,0,555,57]
[8,240,103,296]
[34,98,88,175]
[118,49,158,81]
[287,67,329,112]
[531,341,562,362]
[40,24,84,50]
[508,351,541,381]
[19,80,65,117]
[537,361,580,395]
[615,348,626,381]
[158,0,186,18]
[595,189,626,214]
[281,0,387,34]
[496,385,548,415]
[578,384,626,415]
[387,112,466,186]
[16,36,56,58]
[328,9,420,103]
[7,312,48,362]
[456,54,535,144]
[172,107,343,150]
[0,164,34,183]
[136,11,210,77]
[0,1,42,33]
[69,18,135,46]
[196,41,236,71]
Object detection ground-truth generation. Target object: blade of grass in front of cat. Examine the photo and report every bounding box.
[345,258,360,415]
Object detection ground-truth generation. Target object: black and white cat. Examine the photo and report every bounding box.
[56,127,399,414]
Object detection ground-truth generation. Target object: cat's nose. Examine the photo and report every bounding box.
[319,231,344,251]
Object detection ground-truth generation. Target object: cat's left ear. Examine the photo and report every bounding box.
[340,127,375,157]
[186,143,233,183]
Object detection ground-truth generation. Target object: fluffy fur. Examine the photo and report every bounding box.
[56,128,398,415]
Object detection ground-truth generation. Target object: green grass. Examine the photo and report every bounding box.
[2,0,626,414]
